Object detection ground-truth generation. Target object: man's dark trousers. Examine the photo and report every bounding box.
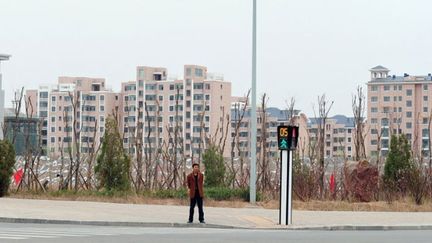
[189,194,204,222]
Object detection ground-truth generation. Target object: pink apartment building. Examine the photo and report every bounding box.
[121,65,232,164]
[26,77,121,158]
[366,66,432,160]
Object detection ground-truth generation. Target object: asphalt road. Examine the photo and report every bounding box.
[1,223,432,243]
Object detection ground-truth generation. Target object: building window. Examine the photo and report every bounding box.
[406,100,412,107]
[424,84,428,91]
[424,107,429,113]
[406,89,412,96]
[100,106,104,112]
[406,111,412,118]
[138,69,145,79]
[399,96,402,101]
[383,85,390,91]
[424,96,428,101]
[423,118,428,124]
[371,107,378,113]
[406,122,412,129]
[423,129,429,137]
[383,96,390,102]
[371,118,377,124]
[100,95,104,101]
[398,85,402,91]
[195,68,203,77]
[371,85,378,91]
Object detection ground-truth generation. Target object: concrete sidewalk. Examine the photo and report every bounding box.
[1,198,432,230]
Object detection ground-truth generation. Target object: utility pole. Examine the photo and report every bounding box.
[250,0,257,204]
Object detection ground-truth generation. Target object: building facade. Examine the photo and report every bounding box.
[308,115,356,159]
[366,65,432,159]
[121,65,232,163]
[26,77,121,157]
[230,98,309,162]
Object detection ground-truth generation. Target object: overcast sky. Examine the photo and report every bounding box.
[2,0,432,116]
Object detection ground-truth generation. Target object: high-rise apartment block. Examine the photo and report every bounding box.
[308,115,356,159]
[230,97,309,162]
[27,77,120,157]
[26,65,231,161]
[366,66,432,159]
[122,65,232,161]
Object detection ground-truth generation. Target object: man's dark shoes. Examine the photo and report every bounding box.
[187,220,193,223]
[200,220,206,224]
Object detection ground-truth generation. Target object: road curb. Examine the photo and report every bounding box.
[0,217,238,229]
[1,217,432,231]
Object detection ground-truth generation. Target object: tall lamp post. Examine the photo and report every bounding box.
[250,0,257,204]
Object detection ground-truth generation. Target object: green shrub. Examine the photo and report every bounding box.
[95,117,131,191]
[0,140,16,197]
[147,187,261,201]
[202,146,225,187]
[205,187,261,201]
[154,188,187,199]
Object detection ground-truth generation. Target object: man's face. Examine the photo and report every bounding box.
[193,165,200,173]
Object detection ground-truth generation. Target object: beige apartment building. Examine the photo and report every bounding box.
[26,77,121,157]
[308,115,356,160]
[230,97,309,162]
[121,65,232,163]
[366,66,432,159]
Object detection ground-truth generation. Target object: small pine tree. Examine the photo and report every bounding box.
[202,146,225,187]
[95,116,131,191]
[384,134,412,191]
[0,140,16,197]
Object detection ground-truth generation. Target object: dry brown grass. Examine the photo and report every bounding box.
[259,199,432,212]
[8,192,432,212]
[7,191,252,208]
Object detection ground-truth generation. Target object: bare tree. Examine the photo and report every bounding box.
[352,86,366,161]
[313,94,334,199]
[257,93,271,191]
[229,91,250,188]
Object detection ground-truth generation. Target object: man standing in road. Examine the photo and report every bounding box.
[187,163,205,223]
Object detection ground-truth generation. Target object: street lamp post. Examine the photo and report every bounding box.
[250,0,257,204]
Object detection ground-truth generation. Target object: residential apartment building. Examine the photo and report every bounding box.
[230,97,309,161]
[121,65,232,162]
[308,115,356,159]
[26,77,121,157]
[366,65,432,159]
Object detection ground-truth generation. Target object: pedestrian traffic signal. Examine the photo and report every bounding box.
[279,138,288,150]
[277,125,299,151]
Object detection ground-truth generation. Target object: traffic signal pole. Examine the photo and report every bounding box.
[277,125,298,225]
